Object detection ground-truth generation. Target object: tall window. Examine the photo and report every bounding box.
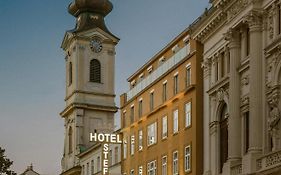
[163,82,167,102]
[69,62,73,86]
[68,127,73,154]
[244,111,250,153]
[139,130,143,151]
[147,160,156,175]
[173,151,178,175]
[185,102,191,127]
[186,65,191,87]
[123,139,127,159]
[162,116,168,139]
[185,146,191,172]
[138,166,143,175]
[130,106,135,124]
[114,146,119,164]
[91,160,94,175]
[150,92,154,111]
[90,59,101,83]
[173,109,179,133]
[122,111,126,128]
[220,104,228,173]
[131,135,135,155]
[174,74,179,95]
[147,122,157,146]
[82,165,85,175]
[109,149,113,166]
[139,100,143,117]
[87,163,89,175]
[97,156,101,172]
[162,156,167,175]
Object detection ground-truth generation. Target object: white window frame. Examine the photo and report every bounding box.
[147,160,157,175]
[138,166,143,175]
[185,145,191,172]
[173,109,179,133]
[147,122,157,146]
[173,151,178,175]
[162,156,167,175]
[162,116,168,139]
[185,102,191,127]
[130,169,134,175]
[131,135,135,155]
[139,130,143,151]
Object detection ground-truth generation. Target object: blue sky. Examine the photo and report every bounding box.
[0,1,208,174]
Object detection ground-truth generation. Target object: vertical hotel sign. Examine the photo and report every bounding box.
[90,133,122,175]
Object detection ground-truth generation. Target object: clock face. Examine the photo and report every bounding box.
[90,39,103,53]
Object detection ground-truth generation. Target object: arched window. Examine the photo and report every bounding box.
[69,62,73,86]
[90,59,101,83]
[219,104,228,173]
[68,127,73,154]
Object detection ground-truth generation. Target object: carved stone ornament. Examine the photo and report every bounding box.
[268,12,274,39]
[217,88,228,102]
[227,0,249,21]
[241,75,249,86]
[244,10,263,28]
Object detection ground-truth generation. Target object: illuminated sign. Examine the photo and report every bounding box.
[90,133,122,175]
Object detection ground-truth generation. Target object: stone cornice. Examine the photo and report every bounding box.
[65,90,115,101]
[60,102,118,117]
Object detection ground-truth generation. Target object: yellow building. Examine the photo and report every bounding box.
[120,28,203,175]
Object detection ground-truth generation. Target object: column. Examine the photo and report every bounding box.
[211,56,217,85]
[224,47,230,74]
[240,26,247,60]
[218,53,222,79]
[248,11,263,153]
[225,29,242,161]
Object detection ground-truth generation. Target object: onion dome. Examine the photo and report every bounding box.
[68,0,113,33]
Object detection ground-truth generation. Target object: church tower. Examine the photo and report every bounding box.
[60,0,119,174]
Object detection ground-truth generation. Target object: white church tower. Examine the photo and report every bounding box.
[60,0,119,174]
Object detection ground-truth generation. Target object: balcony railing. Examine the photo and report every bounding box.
[126,44,191,101]
[256,149,281,172]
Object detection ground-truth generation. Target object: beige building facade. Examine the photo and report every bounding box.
[190,0,281,174]
[120,29,203,175]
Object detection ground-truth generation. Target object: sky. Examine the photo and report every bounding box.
[0,1,209,174]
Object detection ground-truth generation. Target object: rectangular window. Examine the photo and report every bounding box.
[185,146,191,172]
[139,100,143,118]
[163,82,167,102]
[162,116,168,139]
[130,106,135,124]
[130,169,134,175]
[123,111,126,128]
[147,160,157,175]
[150,92,154,111]
[174,74,178,95]
[109,149,112,166]
[147,122,157,146]
[173,151,178,175]
[139,130,143,151]
[91,160,94,175]
[131,135,135,155]
[87,163,89,175]
[245,111,249,153]
[123,139,127,159]
[162,156,167,175]
[97,156,101,172]
[186,65,191,87]
[138,166,143,175]
[173,109,179,133]
[185,102,191,127]
[114,146,119,164]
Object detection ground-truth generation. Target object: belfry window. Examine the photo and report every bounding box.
[69,62,73,86]
[90,59,101,83]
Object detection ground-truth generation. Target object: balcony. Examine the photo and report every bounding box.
[126,44,191,101]
[256,149,281,173]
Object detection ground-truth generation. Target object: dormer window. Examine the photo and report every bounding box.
[147,65,153,74]
[138,73,144,82]
[131,80,136,87]
[183,35,190,45]
[172,45,179,53]
[158,56,165,66]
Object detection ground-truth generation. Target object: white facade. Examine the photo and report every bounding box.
[191,0,281,174]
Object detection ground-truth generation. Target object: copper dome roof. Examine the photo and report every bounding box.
[68,0,113,17]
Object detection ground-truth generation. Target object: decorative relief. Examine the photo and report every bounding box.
[241,75,249,86]
[241,96,249,107]
[268,12,274,39]
[217,88,229,102]
[201,58,212,76]
[265,150,281,167]
[227,0,249,21]
[244,10,263,28]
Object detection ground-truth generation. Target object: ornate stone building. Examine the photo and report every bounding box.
[190,0,281,174]
[59,0,121,175]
